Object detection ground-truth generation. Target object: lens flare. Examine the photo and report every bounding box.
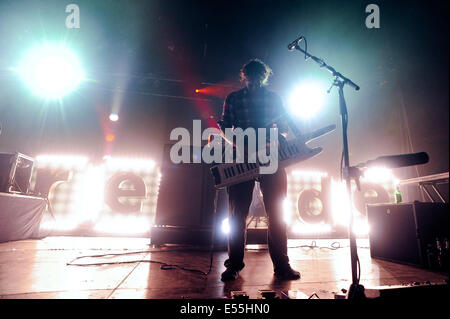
[17,43,84,99]
[288,83,325,119]
[221,218,230,234]
[109,113,119,122]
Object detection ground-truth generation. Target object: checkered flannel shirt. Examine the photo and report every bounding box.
[220,86,289,134]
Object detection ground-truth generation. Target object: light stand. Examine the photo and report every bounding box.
[292,40,366,299]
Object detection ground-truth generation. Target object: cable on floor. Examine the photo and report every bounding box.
[67,250,212,276]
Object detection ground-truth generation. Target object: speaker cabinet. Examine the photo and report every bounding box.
[152,145,228,246]
[364,282,449,299]
[367,202,448,269]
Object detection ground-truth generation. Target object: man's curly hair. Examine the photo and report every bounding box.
[240,58,273,86]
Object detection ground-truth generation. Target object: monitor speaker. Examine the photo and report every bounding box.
[367,201,448,270]
[0,152,34,194]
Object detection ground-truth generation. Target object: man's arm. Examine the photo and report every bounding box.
[216,93,236,146]
[218,94,234,133]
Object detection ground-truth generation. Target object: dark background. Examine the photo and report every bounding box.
[0,0,448,179]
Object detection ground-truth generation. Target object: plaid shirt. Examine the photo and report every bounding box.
[220,87,289,134]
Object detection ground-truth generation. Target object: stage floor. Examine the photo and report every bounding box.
[0,237,447,299]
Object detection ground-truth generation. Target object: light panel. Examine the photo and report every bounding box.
[34,155,160,236]
[285,170,397,237]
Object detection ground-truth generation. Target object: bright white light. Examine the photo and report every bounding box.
[94,216,151,235]
[109,113,119,122]
[36,154,88,169]
[17,44,84,98]
[393,178,400,186]
[291,170,328,178]
[40,219,78,231]
[288,84,325,119]
[290,170,327,183]
[70,165,105,223]
[353,218,370,237]
[36,156,162,236]
[105,157,155,172]
[221,218,230,234]
[292,221,331,234]
[330,179,352,226]
[330,179,371,237]
[363,167,394,184]
[283,198,293,223]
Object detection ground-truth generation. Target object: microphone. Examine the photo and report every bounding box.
[362,152,429,169]
[287,35,303,51]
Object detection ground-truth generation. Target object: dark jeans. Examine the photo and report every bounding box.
[224,168,290,273]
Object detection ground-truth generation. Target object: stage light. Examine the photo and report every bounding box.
[109,113,119,122]
[330,179,353,227]
[291,170,327,177]
[353,218,370,236]
[70,165,105,223]
[105,134,115,142]
[35,154,88,169]
[195,89,200,93]
[393,178,400,186]
[283,198,293,223]
[94,216,151,235]
[288,83,325,119]
[105,157,156,172]
[34,155,160,236]
[291,170,327,181]
[40,219,78,232]
[292,221,331,234]
[284,170,395,237]
[362,166,393,183]
[222,218,230,234]
[17,44,84,99]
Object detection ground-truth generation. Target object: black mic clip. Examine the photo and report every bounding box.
[287,36,304,51]
[342,166,362,191]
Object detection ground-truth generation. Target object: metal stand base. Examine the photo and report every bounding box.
[348,283,366,300]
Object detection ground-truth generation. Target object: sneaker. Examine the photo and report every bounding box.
[274,267,301,280]
[221,268,240,282]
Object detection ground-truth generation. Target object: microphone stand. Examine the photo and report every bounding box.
[292,41,366,299]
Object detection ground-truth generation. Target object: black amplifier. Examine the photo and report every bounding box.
[367,202,448,270]
[0,152,34,194]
